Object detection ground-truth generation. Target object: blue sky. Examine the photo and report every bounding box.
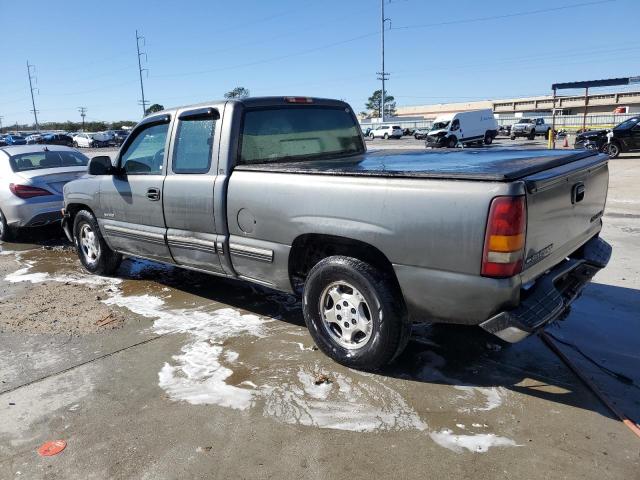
[1,0,639,125]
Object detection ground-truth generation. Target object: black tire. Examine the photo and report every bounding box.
[527,129,536,140]
[484,133,493,145]
[605,142,621,159]
[73,209,122,275]
[73,141,78,148]
[510,135,516,140]
[302,256,410,370]
[0,209,15,242]
[369,133,375,139]
[447,136,457,148]
[383,133,389,140]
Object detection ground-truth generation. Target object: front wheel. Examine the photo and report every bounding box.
[73,141,78,148]
[383,133,389,140]
[527,129,536,140]
[302,256,410,370]
[447,136,457,148]
[604,142,621,159]
[73,210,122,275]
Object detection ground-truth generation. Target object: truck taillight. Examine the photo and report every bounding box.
[481,196,526,278]
[9,183,53,199]
[284,97,313,104]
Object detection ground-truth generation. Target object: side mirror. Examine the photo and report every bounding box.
[88,155,113,175]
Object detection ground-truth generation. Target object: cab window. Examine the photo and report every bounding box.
[172,115,216,174]
[120,123,169,175]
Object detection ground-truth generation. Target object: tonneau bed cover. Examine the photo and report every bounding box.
[235,148,604,181]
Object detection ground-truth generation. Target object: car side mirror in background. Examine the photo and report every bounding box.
[88,155,113,175]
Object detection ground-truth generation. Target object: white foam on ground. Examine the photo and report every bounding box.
[455,386,505,412]
[104,293,265,409]
[5,257,121,287]
[262,368,428,432]
[429,429,519,453]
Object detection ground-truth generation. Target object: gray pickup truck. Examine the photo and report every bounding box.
[62,97,611,369]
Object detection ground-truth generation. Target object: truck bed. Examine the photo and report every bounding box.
[235,148,603,181]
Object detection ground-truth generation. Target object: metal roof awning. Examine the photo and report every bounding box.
[552,77,635,90]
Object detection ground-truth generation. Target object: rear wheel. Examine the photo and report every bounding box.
[484,133,493,145]
[0,209,15,242]
[73,210,122,275]
[302,256,410,370]
[73,141,78,148]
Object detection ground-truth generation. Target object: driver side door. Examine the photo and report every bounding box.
[99,116,174,263]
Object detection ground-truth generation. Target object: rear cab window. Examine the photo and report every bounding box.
[9,150,89,172]
[239,106,364,165]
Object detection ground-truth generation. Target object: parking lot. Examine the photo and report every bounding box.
[0,140,638,479]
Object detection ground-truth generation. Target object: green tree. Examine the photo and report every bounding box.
[145,104,165,115]
[224,87,250,99]
[365,90,396,118]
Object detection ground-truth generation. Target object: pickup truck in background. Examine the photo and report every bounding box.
[510,117,552,140]
[62,97,611,369]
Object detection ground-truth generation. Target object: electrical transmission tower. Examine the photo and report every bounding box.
[26,61,40,131]
[377,0,391,122]
[136,30,149,117]
[78,107,87,130]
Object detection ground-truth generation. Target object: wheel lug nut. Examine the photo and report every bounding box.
[343,301,348,306]
[337,315,342,320]
[351,319,356,325]
[343,322,349,328]
[351,308,356,314]
[336,305,341,310]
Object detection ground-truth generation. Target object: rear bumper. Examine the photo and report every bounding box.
[480,236,611,342]
[4,198,64,228]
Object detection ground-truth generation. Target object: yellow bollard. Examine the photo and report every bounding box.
[547,128,554,149]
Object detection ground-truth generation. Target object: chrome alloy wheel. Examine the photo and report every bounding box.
[79,223,100,266]
[319,281,373,350]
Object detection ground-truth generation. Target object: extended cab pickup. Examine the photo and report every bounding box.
[62,97,611,369]
[511,117,551,140]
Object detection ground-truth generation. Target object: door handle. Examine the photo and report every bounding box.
[146,187,161,201]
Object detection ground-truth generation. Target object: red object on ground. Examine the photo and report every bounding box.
[38,440,67,456]
[563,136,569,148]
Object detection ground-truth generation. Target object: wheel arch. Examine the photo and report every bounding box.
[288,233,403,297]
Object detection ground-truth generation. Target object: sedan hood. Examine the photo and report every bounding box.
[576,129,607,140]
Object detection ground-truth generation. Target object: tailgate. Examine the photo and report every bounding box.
[521,153,608,283]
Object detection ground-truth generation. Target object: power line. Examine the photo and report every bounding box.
[136,29,149,116]
[391,0,616,30]
[26,61,39,131]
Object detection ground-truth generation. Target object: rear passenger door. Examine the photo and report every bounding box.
[162,106,225,273]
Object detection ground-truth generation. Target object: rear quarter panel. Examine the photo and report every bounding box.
[226,170,520,292]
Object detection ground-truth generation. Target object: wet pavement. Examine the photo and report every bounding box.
[0,154,638,479]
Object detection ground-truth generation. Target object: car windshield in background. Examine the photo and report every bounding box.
[518,119,532,123]
[431,121,449,130]
[239,106,364,164]
[392,126,401,129]
[10,150,89,172]
[614,117,639,130]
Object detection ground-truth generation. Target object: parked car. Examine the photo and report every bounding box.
[72,133,94,148]
[0,145,89,240]
[498,125,511,136]
[403,127,415,136]
[111,130,130,146]
[42,133,74,147]
[4,134,27,146]
[425,109,498,148]
[413,128,430,140]
[25,133,48,145]
[369,125,403,139]
[510,118,551,140]
[0,135,7,147]
[574,116,640,159]
[361,127,372,138]
[61,97,611,369]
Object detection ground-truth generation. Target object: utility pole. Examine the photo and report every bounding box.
[136,30,149,117]
[78,107,87,130]
[0,116,4,134]
[26,61,40,131]
[377,0,391,122]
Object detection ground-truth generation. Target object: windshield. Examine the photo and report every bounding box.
[614,117,639,130]
[517,119,533,124]
[239,106,364,164]
[431,121,450,130]
[10,150,89,172]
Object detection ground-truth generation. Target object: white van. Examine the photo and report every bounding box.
[425,109,498,148]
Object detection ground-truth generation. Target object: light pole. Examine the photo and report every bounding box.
[377,0,391,122]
